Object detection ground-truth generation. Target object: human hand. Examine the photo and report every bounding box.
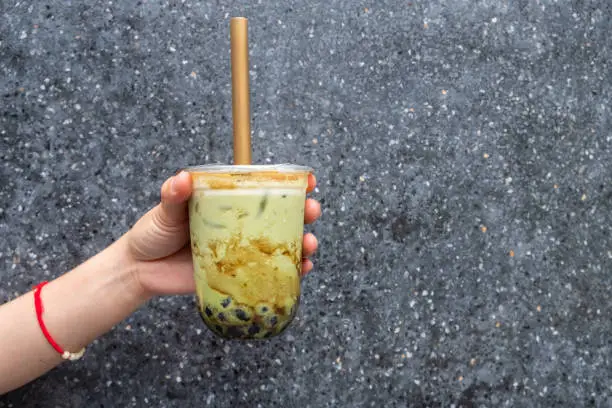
[126,171,321,298]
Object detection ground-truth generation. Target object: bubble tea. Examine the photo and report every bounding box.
[185,164,312,339]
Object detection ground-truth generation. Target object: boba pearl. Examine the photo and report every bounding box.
[198,309,208,325]
[235,308,251,322]
[226,326,244,338]
[267,316,278,328]
[255,303,273,316]
[221,297,232,308]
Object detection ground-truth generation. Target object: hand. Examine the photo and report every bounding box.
[126,171,322,298]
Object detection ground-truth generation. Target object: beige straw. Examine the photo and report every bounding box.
[230,17,252,165]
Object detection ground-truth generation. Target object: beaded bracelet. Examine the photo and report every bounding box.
[33,281,86,361]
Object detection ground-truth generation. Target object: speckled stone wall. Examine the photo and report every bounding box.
[1,1,611,407]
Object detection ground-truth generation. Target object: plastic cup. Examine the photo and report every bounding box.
[184,164,312,340]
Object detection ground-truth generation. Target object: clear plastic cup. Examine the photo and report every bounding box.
[184,164,312,340]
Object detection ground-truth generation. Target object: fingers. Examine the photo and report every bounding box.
[127,172,193,261]
[304,198,321,224]
[302,174,320,278]
[158,171,193,226]
[300,233,318,278]
[301,259,314,277]
[302,233,318,258]
[307,174,317,193]
[305,173,320,224]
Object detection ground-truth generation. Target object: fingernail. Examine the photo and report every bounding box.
[170,176,178,194]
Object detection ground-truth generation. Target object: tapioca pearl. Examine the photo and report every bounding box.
[235,308,251,322]
[198,310,209,326]
[205,306,213,317]
[217,312,226,322]
[226,326,244,339]
[221,297,232,308]
[247,324,261,335]
[255,303,274,316]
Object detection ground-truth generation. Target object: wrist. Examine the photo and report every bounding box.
[112,235,155,304]
[30,235,153,358]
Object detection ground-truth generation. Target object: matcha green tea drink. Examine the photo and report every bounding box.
[185,164,312,339]
[186,18,313,340]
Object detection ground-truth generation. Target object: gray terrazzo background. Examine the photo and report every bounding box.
[1,0,611,407]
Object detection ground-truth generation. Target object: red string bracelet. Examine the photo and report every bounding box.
[33,281,86,361]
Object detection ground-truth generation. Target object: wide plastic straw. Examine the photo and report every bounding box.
[230,17,252,165]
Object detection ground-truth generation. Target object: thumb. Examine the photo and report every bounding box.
[126,171,193,261]
[156,171,193,228]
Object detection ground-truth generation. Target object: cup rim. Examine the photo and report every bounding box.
[183,163,313,174]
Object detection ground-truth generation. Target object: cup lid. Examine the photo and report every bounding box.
[183,163,313,174]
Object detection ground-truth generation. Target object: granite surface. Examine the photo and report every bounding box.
[1,0,611,407]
